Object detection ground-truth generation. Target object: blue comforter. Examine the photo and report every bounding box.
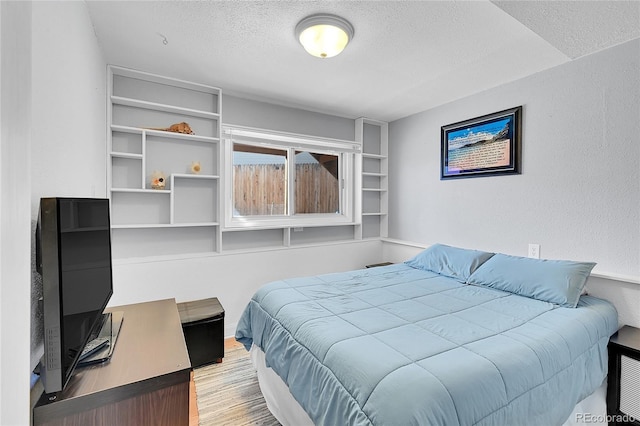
[236,264,618,426]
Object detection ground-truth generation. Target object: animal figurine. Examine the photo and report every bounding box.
[147,122,194,135]
[151,171,166,189]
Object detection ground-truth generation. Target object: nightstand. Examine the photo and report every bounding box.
[607,325,640,425]
[365,262,393,268]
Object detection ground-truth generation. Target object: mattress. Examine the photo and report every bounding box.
[236,263,618,425]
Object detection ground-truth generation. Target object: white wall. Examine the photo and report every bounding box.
[223,94,355,141]
[1,2,32,424]
[388,39,640,280]
[111,240,382,337]
[31,1,107,210]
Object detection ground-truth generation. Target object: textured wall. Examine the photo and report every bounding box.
[30,2,107,218]
[1,2,32,424]
[388,39,640,279]
[222,94,355,140]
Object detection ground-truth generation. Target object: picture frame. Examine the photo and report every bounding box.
[441,106,522,180]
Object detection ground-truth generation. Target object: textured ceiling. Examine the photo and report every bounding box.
[85,0,640,122]
[492,0,640,59]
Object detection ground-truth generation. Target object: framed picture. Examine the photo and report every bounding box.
[441,106,522,180]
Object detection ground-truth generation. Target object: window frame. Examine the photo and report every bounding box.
[222,125,359,230]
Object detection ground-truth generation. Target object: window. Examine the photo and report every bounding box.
[223,125,359,229]
[294,150,340,214]
[233,144,287,216]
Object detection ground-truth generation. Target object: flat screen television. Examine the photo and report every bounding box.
[35,197,114,394]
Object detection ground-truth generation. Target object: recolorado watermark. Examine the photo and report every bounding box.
[575,413,636,423]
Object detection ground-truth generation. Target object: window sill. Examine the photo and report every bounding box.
[224,215,356,230]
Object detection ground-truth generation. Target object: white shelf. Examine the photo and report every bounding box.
[111,124,220,144]
[111,152,143,160]
[356,118,388,241]
[111,96,220,121]
[172,173,219,180]
[111,188,170,194]
[112,222,219,229]
[362,153,386,159]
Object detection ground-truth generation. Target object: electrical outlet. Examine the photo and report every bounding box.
[528,244,540,259]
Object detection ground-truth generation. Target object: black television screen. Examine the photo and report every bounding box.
[36,197,113,394]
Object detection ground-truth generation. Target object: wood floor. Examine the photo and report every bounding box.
[189,338,252,426]
[189,370,199,426]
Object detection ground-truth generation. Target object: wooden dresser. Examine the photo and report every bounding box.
[33,298,191,426]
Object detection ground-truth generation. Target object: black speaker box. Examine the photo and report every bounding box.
[178,298,225,368]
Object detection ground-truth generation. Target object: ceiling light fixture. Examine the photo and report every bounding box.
[295,14,354,59]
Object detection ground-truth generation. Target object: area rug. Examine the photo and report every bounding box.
[193,343,281,426]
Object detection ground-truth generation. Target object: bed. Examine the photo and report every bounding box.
[235,244,619,425]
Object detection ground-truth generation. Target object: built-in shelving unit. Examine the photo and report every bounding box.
[107,67,389,260]
[107,66,222,258]
[356,118,388,239]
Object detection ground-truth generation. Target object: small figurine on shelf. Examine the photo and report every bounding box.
[151,171,166,190]
[146,122,194,135]
[190,161,201,174]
